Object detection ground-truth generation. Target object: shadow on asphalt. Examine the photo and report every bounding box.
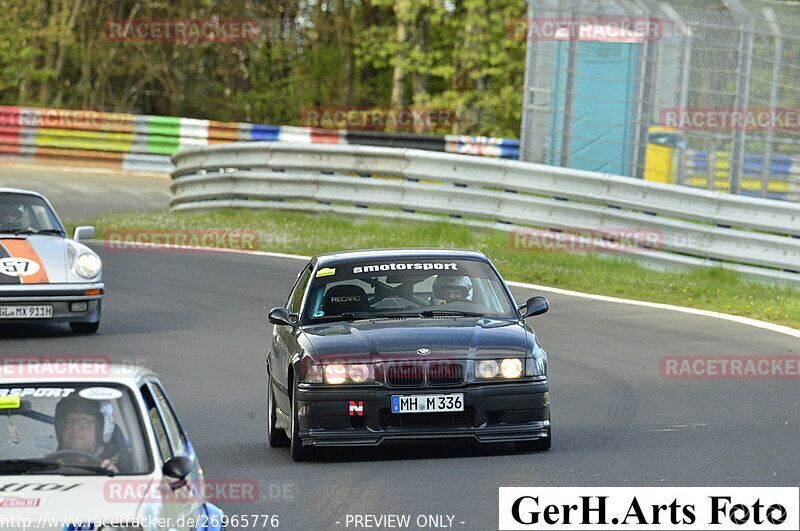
[295,440,544,463]
[0,323,74,339]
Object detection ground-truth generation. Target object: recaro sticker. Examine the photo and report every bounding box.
[79,387,123,401]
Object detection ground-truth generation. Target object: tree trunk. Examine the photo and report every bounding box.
[38,0,82,105]
[390,0,412,108]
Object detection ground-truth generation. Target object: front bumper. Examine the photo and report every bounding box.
[295,381,550,447]
[0,282,104,323]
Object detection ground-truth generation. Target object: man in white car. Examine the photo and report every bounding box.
[53,395,131,473]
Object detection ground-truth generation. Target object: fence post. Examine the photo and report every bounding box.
[762,7,783,200]
[726,0,754,197]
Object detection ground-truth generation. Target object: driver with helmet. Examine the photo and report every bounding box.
[432,275,473,304]
[0,203,27,232]
[52,395,131,473]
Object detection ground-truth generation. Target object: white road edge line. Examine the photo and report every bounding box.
[96,239,800,339]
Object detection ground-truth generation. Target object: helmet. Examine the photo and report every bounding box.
[55,395,115,450]
[0,204,24,227]
[432,275,473,304]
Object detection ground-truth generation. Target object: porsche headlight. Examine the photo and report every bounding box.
[75,252,102,279]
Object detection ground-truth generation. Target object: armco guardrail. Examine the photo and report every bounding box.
[0,106,519,173]
[170,143,800,287]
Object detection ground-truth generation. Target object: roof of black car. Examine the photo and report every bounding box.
[313,248,488,268]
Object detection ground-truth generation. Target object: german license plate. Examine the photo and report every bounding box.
[0,306,53,319]
[391,393,464,414]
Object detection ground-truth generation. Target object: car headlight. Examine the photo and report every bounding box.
[75,252,102,278]
[501,358,523,378]
[324,364,348,384]
[476,360,499,379]
[304,363,375,384]
[476,358,524,379]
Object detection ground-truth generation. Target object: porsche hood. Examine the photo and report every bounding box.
[0,235,98,285]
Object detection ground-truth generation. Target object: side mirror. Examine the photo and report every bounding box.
[519,296,549,319]
[73,226,96,241]
[162,455,194,480]
[268,307,296,326]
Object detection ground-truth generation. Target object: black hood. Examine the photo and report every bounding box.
[300,317,530,363]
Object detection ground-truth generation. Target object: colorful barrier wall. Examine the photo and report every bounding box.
[0,106,520,173]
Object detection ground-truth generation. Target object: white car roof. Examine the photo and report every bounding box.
[0,187,46,198]
[1,363,158,386]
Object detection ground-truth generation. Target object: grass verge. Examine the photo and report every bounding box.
[76,209,800,329]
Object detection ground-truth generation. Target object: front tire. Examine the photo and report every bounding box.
[290,379,315,461]
[267,377,290,447]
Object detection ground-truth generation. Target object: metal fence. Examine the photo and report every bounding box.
[520,0,800,201]
[171,143,800,287]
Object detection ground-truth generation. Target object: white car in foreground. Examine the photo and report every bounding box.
[0,363,224,530]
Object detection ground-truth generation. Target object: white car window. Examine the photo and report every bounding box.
[0,383,151,474]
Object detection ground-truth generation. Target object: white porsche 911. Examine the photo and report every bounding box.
[0,188,103,333]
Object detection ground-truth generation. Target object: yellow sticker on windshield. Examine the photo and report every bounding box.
[316,267,336,277]
[0,396,20,409]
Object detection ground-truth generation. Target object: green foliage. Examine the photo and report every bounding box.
[0,0,527,137]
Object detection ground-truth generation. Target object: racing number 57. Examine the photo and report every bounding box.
[0,259,32,275]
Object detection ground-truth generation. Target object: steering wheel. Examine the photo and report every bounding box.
[45,449,104,466]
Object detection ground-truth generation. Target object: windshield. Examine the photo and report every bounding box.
[302,258,517,323]
[0,193,64,235]
[0,383,151,475]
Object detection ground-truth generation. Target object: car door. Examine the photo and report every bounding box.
[270,263,312,399]
[140,380,203,530]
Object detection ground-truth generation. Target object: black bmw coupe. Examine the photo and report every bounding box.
[265,249,551,460]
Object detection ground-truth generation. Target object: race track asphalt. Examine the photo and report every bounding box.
[0,164,170,221]
[2,245,797,530]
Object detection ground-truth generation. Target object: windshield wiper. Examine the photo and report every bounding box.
[0,459,114,476]
[0,459,59,474]
[418,309,485,318]
[2,229,64,236]
[338,312,421,321]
